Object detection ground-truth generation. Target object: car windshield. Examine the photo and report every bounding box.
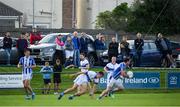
[39,35,56,43]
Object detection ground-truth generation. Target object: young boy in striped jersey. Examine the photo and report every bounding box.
[17,49,36,100]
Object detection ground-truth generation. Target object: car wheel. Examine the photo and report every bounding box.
[88,55,95,67]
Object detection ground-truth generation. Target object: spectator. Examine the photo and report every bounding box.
[3,32,12,65]
[30,28,42,44]
[40,61,53,94]
[16,32,28,59]
[120,36,130,59]
[53,59,62,95]
[95,34,106,57]
[80,32,88,56]
[155,33,176,68]
[64,57,74,69]
[55,34,65,64]
[134,33,144,67]
[108,37,119,61]
[65,36,74,59]
[72,31,81,67]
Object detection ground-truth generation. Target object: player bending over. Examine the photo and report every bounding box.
[98,58,130,100]
[17,49,36,100]
[58,71,104,100]
[104,56,119,97]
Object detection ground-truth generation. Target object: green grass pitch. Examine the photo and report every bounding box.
[0,93,180,106]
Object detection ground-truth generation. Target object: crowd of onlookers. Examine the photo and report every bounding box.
[2,29,176,68]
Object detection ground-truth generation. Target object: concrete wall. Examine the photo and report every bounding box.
[0,0,62,28]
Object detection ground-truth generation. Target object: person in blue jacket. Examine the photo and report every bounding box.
[40,61,53,94]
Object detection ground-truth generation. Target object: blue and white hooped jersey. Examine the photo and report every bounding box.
[19,56,36,75]
[86,71,99,84]
[105,63,119,75]
[80,59,89,72]
[112,62,126,80]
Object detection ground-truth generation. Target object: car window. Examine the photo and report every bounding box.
[142,43,149,50]
[39,35,56,43]
[149,42,157,50]
[0,39,2,47]
[171,42,180,49]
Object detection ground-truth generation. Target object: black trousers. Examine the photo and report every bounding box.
[55,50,65,64]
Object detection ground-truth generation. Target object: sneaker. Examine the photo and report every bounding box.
[58,94,63,100]
[25,95,31,100]
[32,93,35,100]
[68,95,74,100]
[96,96,102,100]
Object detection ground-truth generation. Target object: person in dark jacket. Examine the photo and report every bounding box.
[134,33,144,67]
[80,32,88,56]
[16,32,28,59]
[120,36,130,59]
[155,33,176,68]
[53,59,62,95]
[108,37,119,61]
[3,32,12,65]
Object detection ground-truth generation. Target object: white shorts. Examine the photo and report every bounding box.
[65,50,74,59]
[107,77,124,89]
[106,73,112,87]
[22,73,32,81]
[73,74,88,86]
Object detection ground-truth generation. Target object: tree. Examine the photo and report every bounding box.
[95,3,131,32]
[128,0,180,34]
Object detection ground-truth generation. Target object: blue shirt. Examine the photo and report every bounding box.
[72,37,80,50]
[112,62,126,80]
[19,56,36,74]
[40,66,53,79]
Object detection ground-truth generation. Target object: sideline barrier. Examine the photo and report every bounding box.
[167,72,180,89]
[0,71,180,90]
[98,72,160,89]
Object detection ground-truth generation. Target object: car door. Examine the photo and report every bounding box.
[10,39,18,64]
[0,38,7,64]
[140,42,151,66]
[148,42,162,66]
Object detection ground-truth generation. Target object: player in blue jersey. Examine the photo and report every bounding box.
[98,58,130,100]
[17,49,36,100]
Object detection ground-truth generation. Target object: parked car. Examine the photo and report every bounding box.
[171,41,180,67]
[28,33,98,66]
[0,37,18,64]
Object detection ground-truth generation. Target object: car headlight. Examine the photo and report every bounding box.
[177,54,180,60]
[42,48,55,56]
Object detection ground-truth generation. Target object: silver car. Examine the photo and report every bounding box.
[28,33,97,66]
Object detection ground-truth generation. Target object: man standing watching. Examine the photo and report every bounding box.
[72,31,81,67]
[16,32,28,59]
[17,49,36,100]
[134,33,144,67]
[108,37,119,61]
[3,32,12,65]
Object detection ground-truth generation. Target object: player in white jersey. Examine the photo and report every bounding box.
[79,53,89,73]
[17,49,36,100]
[58,71,104,100]
[104,56,119,88]
[98,58,130,100]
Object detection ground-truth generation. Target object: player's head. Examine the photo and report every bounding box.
[80,53,85,60]
[45,61,49,66]
[111,56,116,64]
[124,57,130,66]
[96,71,104,78]
[24,49,31,57]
